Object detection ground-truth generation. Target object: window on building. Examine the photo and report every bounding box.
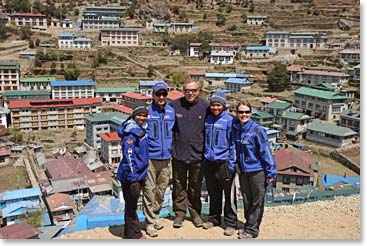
[296,177,304,186]
[282,176,290,184]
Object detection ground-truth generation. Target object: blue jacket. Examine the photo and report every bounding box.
[233,119,277,178]
[116,118,149,184]
[147,103,175,160]
[204,111,236,173]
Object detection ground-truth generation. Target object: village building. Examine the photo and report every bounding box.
[246,16,268,25]
[99,132,121,172]
[347,64,360,84]
[260,96,278,110]
[266,31,328,48]
[51,80,96,99]
[205,72,249,87]
[58,33,92,50]
[85,112,127,149]
[61,18,73,28]
[100,28,139,46]
[274,148,318,192]
[119,92,151,108]
[0,146,11,165]
[80,6,126,30]
[0,61,20,93]
[139,80,168,96]
[45,193,76,226]
[305,122,357,148]
[186,69,206,81]
[293,69,349,85]
[1,90,50,108]
[279,111,313,140]
[293,87,352,121]
[252,111,274,127]
[0,106,9,127]
[151,22,197,33]
[188,43,203,57]
[8,98,102,131]
[338,49,360,65]
[242,46,275,59]
[19,77,55,91]
[0,222,42,239]
[111,104,133,117]
[264,101,293,125]
[95,87,138,103]
[339,110,360,132]
[224,77,252,92]
[209,43,240,65]
[9,13,47,30]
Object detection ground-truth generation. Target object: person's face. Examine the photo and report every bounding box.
[153,89,168,107]
[134,112,148,125]
[210,102,224,117]
[236,105,252,125]
[183,82,199,103]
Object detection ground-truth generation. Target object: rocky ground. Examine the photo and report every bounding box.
[58,195,360,240]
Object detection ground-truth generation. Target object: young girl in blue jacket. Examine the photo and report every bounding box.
[117,101,149,239]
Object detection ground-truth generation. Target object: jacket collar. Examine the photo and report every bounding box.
[123,118,146,137]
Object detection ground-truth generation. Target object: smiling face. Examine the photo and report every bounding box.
[134,112,148,125]
[153,89,168,108]
[183,80,199,104]
[236,104,252,125]
[210,102,224,116]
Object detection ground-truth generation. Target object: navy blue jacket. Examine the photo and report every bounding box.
[233,119,277,178]
[116,118,149,184]
[204,111,236,173]
[170,97,209,162]
[147,103,175,160]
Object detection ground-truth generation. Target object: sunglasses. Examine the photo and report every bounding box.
[155,91,168,97]
[237,110,251,114]
[184,88,198,93]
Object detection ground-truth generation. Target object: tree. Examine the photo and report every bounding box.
[64,63,80,80]
[50,62,56,75]
[172,6,180,15]
[249,1,255,12]
[172,71,190,88]
[147,65,154,78]
[267,63,290,92]
[35,38,40,46]
[28,39,34,48]
[216,14,226,26]
[11,127,23,143]
[226,4,233,13]
[241,13,248,23]
[5,0,31,13]
[20,27,32,40]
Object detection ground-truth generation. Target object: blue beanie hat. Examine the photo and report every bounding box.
[210,92,226,107]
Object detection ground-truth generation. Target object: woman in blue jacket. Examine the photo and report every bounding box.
[117,101,149,239]
[233,100,277,239]
[202,92,237,236]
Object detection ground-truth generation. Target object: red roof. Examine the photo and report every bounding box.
[121,92,151,100]
[209,42,240,47]
[112,105,133,114]
[0,222,42,239]
[186,69,206,76]
[45,193,74,212]
[260,96,277,104]
[189,42,202,46]
[0,146,11,156]
[8,98,102,109]
[168,90,184,100]
[99,132,121,142]
[13,13,46,17]
[46,157,89,180]
[274,148,314,177]
[287,65,304,72]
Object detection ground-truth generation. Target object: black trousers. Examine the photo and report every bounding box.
[239,170,266,237]
[122,180,144,239]
[172,159,203,220]
[203,160,237,228]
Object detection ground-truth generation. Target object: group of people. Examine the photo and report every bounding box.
[116,79,277,239]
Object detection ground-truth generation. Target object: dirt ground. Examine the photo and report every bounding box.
[58,195,360,240]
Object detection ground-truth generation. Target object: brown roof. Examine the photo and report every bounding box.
[0,146,11,156]
[274,148,314,177]
[186,69,206,76]
[0,222,42,239]
[45,193,74,212]
[46,157,89,180]
[260,97,277,104]
[287,65,303,72]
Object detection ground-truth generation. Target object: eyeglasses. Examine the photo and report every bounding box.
[184,88,198,94]
[237,110,251,114]
[155,91,168,97]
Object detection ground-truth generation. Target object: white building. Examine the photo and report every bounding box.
[58,33,92,49]
[50,80,96,99]
[188,43,203,57]
[0,61,20,93]
[247,16,268,25]
[151,22,197,33]
[209,43,240,65]
[266,31,327,49]
[99,132,121,171]
[242,46,275,59]
[294,69,349,85]
[348,64,360,83]
[100,28,139,47]
[10,13,47,30]
[339,49,360,65]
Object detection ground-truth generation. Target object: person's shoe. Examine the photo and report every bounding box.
[146,224,158,237]
[192,217,203,228]
[202,221,215,230]
[154,219,164,230]
[238,230,254,239]
[224,227,236,236]
[173,217,184,228]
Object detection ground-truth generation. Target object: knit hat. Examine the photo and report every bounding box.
[153,81,168,92]
[210,92,226,107]
[132,101,148,116]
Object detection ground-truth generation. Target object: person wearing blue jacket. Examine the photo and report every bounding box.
[143,81,175,237]
[116,101,149,239]
[233,100,277,239]
[202,92,238,236]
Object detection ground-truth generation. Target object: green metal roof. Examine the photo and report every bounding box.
[95,87,138,93]
[0,61,20,69]
[282,111,312,120]
[307,122,357,136]
[266,101,292,109]
[294,87,350,100]
[253,111,274,118]
[20,77,56,83]
[2,90,50,96]
[85,112,127,123]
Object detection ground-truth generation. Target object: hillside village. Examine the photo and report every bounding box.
[0,0,361,239]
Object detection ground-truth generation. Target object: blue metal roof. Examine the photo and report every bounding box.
[2,187,41,201]
[139,80,165,86]
[214,89,232,94]
[322,174,360,188]
[58,33,76,38]
[205,73,250,78]
[2,200,40,217]
[153,23,172,27]
[246,46,271,51]
[225,78,252,84]
[50,80,96,87]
